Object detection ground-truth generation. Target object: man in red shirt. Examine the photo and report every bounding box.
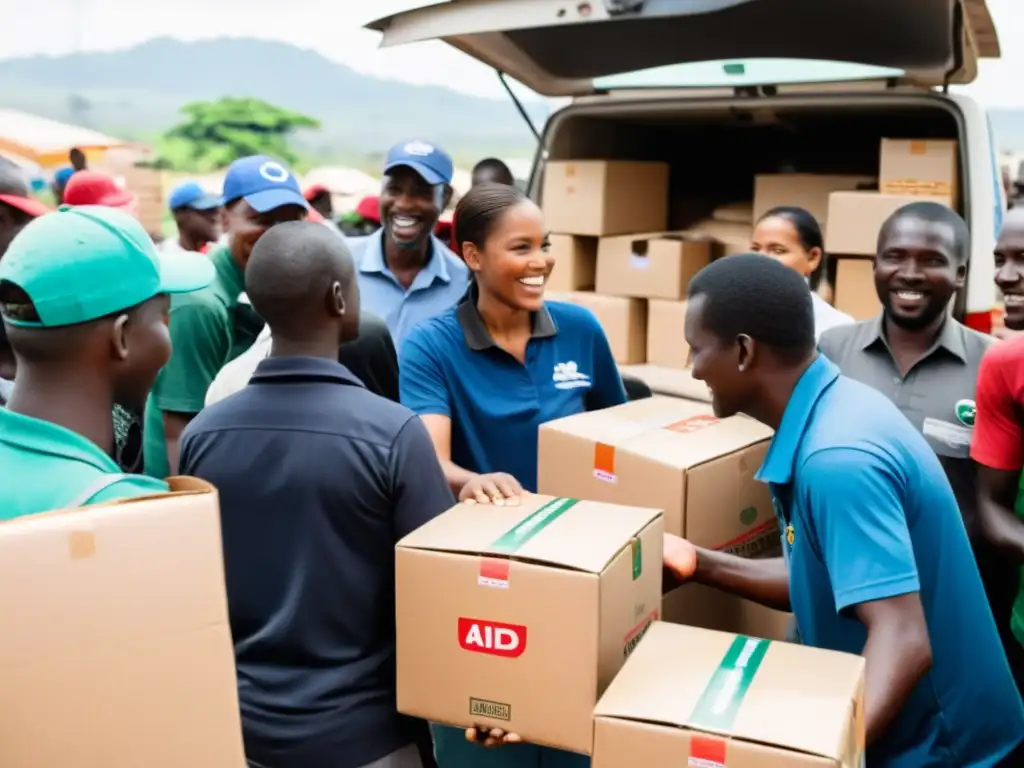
[972,209,1024,694]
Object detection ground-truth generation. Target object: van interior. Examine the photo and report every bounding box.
[540,98,963,230]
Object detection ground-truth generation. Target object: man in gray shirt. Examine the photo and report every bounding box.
[819,202,1014,643]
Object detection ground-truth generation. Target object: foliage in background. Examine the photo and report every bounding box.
[148,97,320,172]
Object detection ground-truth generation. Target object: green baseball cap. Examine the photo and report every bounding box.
[0,205,215,328]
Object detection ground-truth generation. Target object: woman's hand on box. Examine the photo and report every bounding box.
[663,533,698,581]
[465,726,522,748]
[460,473,523,506]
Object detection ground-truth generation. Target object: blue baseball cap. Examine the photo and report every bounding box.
[168,181,222,212]
[222,155,307,213]
[383,140,453,186]
[53,166,74,186]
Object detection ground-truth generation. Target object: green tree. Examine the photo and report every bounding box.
[153,97,320,172]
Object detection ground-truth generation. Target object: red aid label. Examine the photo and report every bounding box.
[458,618,527,658]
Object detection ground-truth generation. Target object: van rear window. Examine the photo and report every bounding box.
[594,59,904,90]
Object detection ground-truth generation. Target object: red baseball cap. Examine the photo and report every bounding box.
[0,193,50,218]
[304,184,329,202]
[63,171,135,208]
[355,195,380,223]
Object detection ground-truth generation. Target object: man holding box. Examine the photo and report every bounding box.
[664,253,1024,766]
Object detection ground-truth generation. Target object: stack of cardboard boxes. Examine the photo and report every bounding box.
[826,139,958,320]
[540,160,716,402]
[538,140,960,399]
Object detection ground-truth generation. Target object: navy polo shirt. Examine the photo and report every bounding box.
[757,355,1024,767]
[399,289,627,492]
[179,356,455,768]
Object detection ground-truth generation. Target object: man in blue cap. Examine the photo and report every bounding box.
[143,154,309,479]
[348,139,469,348]
[163,180,223,255]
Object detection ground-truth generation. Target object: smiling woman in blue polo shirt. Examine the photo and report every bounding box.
[399,182,626,767]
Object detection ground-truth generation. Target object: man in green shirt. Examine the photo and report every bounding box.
[143,155,309,478]
[0,205,214,518]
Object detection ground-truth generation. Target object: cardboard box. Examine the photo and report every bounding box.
[537,397,775,548]
[618,364,711,403]
[542,160,669,236]
[753,174,875,228]
[825,191,952,256]
[592,622,866,767]
[546,291,647,364]
[395,496,664,755]
[661,582,792,641]
[685,219,752,258]
[595,233,711,300]
[834,258,882,321]
[880,138,958,203]
[646,299,690,369]
[538,389,794,638]
[712,201,754,224]
[547,234,597,292]
[0,478,245,768]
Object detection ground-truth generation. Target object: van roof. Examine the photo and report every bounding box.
[367,0,1001,97]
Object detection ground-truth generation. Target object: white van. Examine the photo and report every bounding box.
[368,0,1005,332]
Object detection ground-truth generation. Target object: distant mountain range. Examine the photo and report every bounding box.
[2,38,1024,165]
[0,37,549,163]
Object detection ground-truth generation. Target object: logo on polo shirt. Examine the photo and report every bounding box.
[955,399,976,427]
[259,161,290,183]
[552,361,591,390]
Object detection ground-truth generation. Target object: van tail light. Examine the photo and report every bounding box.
[965,310,994,335]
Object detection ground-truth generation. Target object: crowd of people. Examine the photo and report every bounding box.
[1,138,1024,767]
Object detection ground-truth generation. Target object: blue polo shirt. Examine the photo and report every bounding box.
[178,356,455,768]
[348,230,469,348]
[757,355,1024,767]
[399,288,627,494]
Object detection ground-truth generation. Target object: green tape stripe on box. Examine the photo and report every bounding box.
[631,538,642,580]
[490,497,579,553]
[688,635,771,731]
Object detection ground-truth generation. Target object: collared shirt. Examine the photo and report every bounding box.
[205,312,400,406]
[143,244,263,478]
[399,286,627,494]
[757,355,1024,767]
[0,407,168,519]
[179,356,453,768]
[348,230,469,348]
[818,314,992,538]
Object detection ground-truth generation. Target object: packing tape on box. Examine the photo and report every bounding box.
[478,497,579,589]
[880,180,954,197]
[593,414,721,483]
[686,635,772,763]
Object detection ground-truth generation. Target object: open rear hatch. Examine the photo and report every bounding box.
[367,0,999,97]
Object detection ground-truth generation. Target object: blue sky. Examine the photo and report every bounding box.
[0,0,1020,105]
